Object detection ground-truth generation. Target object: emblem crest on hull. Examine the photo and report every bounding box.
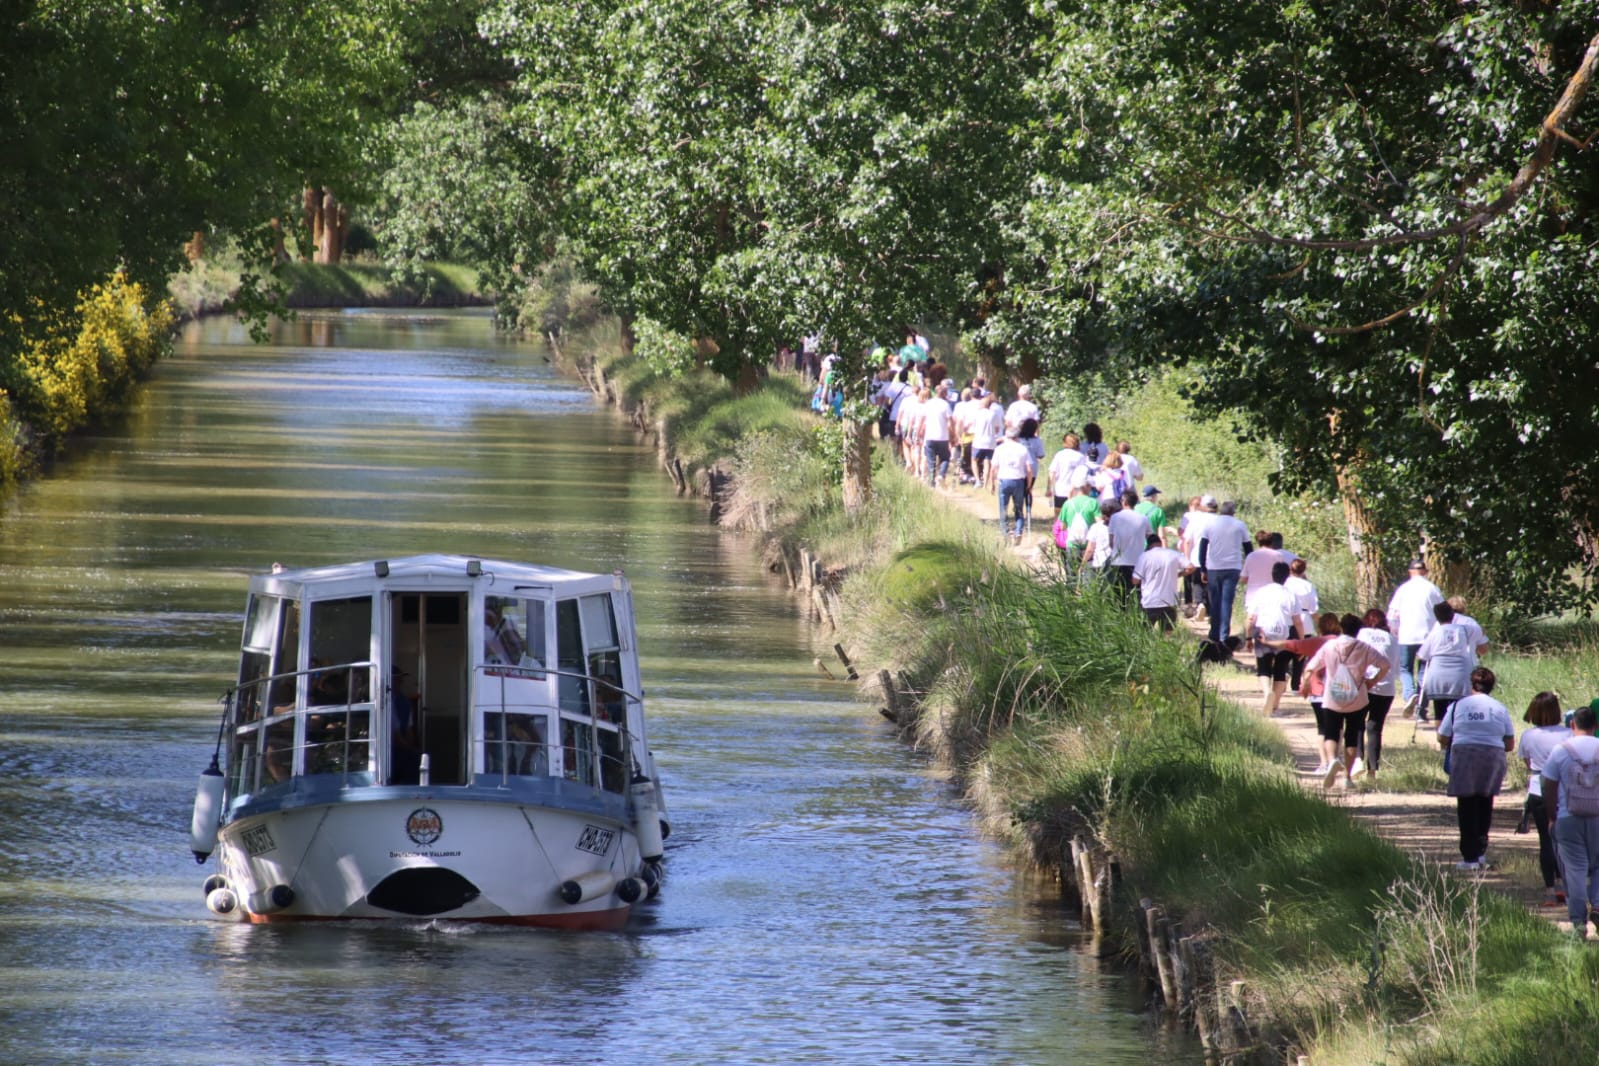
[406,807,443,846]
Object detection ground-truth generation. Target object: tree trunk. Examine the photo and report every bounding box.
[1335,459,1385,610]
[316,191,345,264]
[302,186,322,261]
[184,230,206,262]
[843,419,873,512]
[268,218,289,263]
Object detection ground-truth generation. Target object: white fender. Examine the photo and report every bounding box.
[631,776,664,862]
[558,871,616,905]
[189,759,225,863]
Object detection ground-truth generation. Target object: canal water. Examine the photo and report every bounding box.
[0,310,1200,1065]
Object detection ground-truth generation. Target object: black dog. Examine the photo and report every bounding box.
[1195,635,1244,666]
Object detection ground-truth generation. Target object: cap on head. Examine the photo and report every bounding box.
[1200,494,1217,508]
[1142,485,1160,498]
[1408,558,1427,572]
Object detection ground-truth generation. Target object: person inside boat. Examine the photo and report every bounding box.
[484,604,526,667]
[389,666,422,785]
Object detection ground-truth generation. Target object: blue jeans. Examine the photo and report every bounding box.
[1556,816,1599,931]
[1398,643,1422,704]
[1205,568,1240,643]
[998,479,1027,536]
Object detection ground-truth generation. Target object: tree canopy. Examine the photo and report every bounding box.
[5,0,1596,609]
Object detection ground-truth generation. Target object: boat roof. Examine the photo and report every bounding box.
[249,554,625,599]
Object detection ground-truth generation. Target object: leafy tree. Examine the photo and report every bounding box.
[484,0,1039,504]
[992,1,1599,611]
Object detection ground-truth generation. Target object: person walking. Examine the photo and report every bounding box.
[1386,558,1444,715]
[1416,601,1479,725]
[1437,667,1516,872]
[1301,614,1391,789]
[1107,489,1154,602]
[1132,531,1186,630]
[1518,692,1572,908]
[1047,432,1089,509]
[989,426,1035,544]
[1354,608,1401,782]
[1198,501,1251,646]
[921,384,953,489]
[1540,702,1599,939]
[1245,562,1299,717]
[1134,485,1168,535]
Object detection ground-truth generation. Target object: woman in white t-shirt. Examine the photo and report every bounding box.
[1518,691,1572,904]
[1437,667,1516,871]
[1353,609,1401,781]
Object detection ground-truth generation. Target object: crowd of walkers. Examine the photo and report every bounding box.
[798,344,1599,938]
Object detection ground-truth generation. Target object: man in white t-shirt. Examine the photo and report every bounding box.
[1005,384,1041,431]
[1132,532,1186,630]
[990,428,1036,542]
[1107,491,1154,601]
[1198,501,1251,645]
[921,387,954,489]
[1246,561,1300,716]
[1386,558,1444,709]
[970,394,1003,486]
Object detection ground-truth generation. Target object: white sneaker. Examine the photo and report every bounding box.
[1312,761,1331,775]
[1350,757,1366,779]
[1323,761,1342,790]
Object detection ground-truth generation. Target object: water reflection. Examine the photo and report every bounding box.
[0,310,1198,1065]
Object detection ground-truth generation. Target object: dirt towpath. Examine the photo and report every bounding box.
[932,476,1567,928]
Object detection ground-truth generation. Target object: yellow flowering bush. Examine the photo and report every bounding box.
[12,273,174,444]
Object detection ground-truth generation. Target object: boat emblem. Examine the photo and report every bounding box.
[406,807,444,846]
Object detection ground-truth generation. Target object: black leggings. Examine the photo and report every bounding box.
[1362,693,1394,772]
[1526,793,1560,888]
[1456,794,1494,863]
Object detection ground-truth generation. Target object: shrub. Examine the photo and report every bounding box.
[11,273,173,445]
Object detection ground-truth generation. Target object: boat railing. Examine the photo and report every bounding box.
[219,662,377,795]
[474,664,644,794]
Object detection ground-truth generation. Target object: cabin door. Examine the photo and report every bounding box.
[385,591,469,785]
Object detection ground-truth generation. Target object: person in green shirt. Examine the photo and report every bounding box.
[1135,485,1169,533]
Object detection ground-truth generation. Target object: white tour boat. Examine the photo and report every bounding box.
[188,554,668,929]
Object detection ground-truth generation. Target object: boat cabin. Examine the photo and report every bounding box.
[221,555,643,809]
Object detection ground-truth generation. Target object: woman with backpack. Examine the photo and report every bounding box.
[1437,667,1517,872]
[1300,614,1390,790]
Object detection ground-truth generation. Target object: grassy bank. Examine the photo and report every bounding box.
[566,334,1599,1065]
[168,256,486,319]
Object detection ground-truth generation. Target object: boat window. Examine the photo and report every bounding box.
[308,596,373,706]
[556,599,588,716]
[579,594,616,649]
[242,594,277,651]
[484,713,549,778]
[269,599,301,713]
[484,595,544,669]
[305,709,371,777]
[581,595,625,724]
[560,717,596,787]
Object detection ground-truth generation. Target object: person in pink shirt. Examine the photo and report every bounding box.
[1303,614,1392,789]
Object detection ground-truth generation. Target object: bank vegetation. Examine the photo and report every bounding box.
[568,332,1599,1066]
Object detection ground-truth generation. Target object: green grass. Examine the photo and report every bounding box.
[573,323,1599,1066]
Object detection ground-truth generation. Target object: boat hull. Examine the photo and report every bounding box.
[213,795,646,929]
